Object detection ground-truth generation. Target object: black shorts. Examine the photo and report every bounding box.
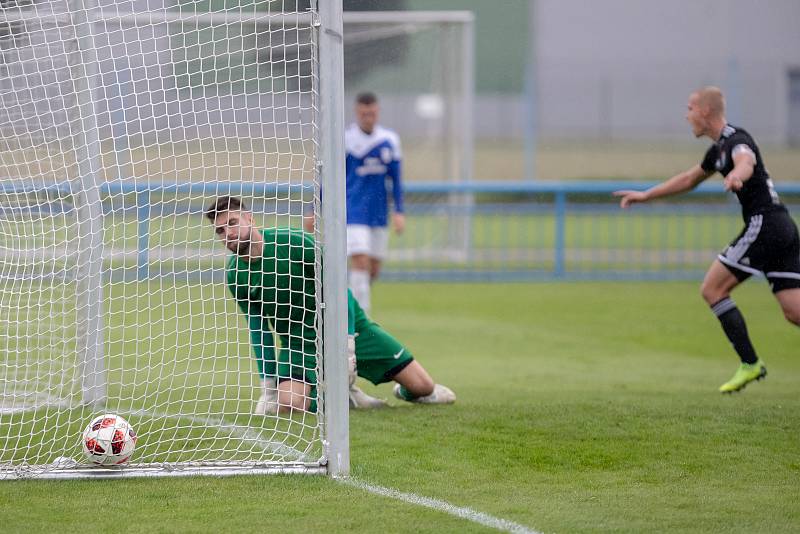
[718,209,800,293]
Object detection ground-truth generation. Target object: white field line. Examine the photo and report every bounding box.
[0,392,73,415]
[130,407,307,461]
[2,394,537,532]
[0,393,307,461]
[139,419,542,534]
[339,478,542,534]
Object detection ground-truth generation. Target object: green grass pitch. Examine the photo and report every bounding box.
[1,281,799,532]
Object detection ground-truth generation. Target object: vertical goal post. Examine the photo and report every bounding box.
[317,0,349,479]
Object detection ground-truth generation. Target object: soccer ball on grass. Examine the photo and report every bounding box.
[81,414,137,466]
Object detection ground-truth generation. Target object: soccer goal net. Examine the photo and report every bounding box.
[342,11,475,265]
[0,0,349,479]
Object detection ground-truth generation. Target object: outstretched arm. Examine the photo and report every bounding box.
[613,164,712,208]
[723,147,756,192]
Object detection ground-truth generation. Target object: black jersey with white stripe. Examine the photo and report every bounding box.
[700,124,784,220]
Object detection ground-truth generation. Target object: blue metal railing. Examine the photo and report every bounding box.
[3,180,800,281]
[8,178,790,196]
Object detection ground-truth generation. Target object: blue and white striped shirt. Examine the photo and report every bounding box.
[345,123,403,227]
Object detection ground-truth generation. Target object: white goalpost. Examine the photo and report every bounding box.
[341,11,475,267]
[0,0,347,478]
[0,2,473,479]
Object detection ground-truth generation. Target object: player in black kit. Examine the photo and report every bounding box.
[614,86,800,393]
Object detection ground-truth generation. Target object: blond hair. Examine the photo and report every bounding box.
[694,86,725,117]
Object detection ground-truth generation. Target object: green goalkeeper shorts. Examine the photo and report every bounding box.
[352,299,414,385]
[276,324,414,386]
[354,321,414,385]
[276,300,414,386]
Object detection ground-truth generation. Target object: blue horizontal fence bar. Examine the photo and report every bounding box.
[0,181,314,196]
[6,179,800,196]
[3,180,800,282]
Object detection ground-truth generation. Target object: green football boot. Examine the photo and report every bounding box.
[719,360,767,394]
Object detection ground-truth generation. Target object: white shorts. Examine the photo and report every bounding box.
[347,224,389,260]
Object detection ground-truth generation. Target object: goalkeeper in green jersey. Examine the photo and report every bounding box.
[206,196,455,414]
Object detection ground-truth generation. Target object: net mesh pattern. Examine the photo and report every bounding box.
[0,0,324,477]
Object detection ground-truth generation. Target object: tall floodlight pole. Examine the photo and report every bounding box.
[524,0,538,182]
[317,0,349,478]
[726,57,742,126]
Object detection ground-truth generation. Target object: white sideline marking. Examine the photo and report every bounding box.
[2,395,536,532]
[131,408,307,461]
[0,393,73,415]
[340,478,541,534]
[197,419,540,534]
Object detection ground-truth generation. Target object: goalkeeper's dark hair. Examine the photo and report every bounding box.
[355,91,378,105]
[205,196,246,222]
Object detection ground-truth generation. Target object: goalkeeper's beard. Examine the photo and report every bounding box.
[227,235,251,256]
[236,240,251,255]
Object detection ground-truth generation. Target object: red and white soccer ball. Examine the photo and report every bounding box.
[81,414,137,466]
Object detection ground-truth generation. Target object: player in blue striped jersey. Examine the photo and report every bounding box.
[344,92,405,313]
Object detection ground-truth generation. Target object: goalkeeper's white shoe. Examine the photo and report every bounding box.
[393,383,456,405]
[348,384,387,409]
[254,379,279,415]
